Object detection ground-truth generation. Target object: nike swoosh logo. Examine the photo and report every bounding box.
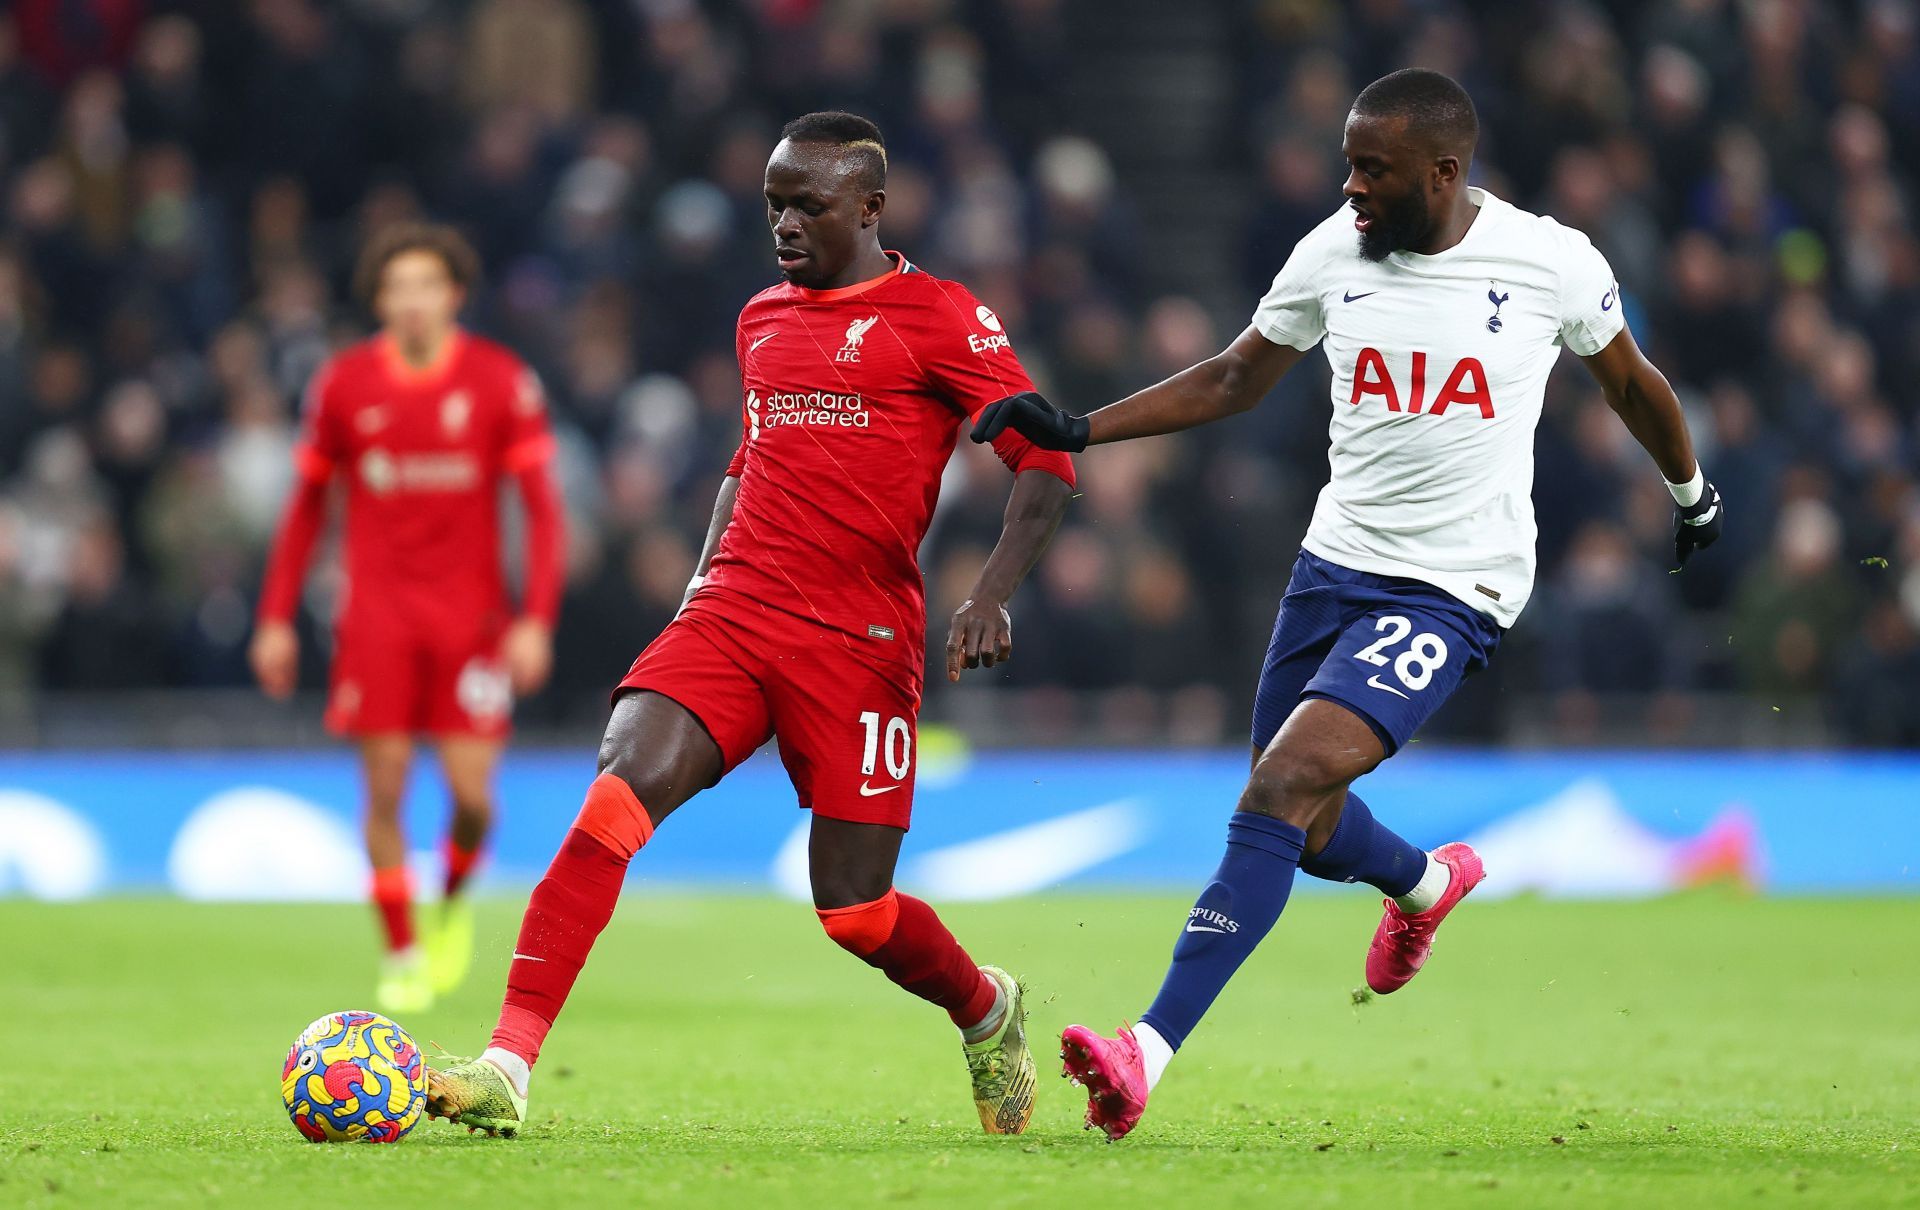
[858,781,902,797]
[510,952,546,964]
[1184,923,1228,934]
[749,333,778,352]
[1366,674,1411,700]
[1343,290,1377,303]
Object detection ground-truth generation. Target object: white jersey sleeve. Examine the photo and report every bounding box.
[1555,228,1626,356]
[1250,224,1334,351]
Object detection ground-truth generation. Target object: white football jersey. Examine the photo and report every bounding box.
[1251,187,1623,625]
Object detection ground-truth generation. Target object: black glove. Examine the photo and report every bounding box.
[969,391,1089,452]
[1673,478,1723,568]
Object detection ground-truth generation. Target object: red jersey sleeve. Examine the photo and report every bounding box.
[512,459,564,625]
[291,358,347,482]
[501,362,558,474]
[921,281,1076,488]
[725,318,750,477]
[490,357,564,624]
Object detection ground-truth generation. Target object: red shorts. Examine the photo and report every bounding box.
[617,598,921,828]
[327,621,512,740]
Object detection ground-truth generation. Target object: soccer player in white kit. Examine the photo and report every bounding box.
[972,68,1723,1139]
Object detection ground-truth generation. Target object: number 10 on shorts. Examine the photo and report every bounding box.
[859,711,913,780]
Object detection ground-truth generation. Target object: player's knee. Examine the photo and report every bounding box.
[594,725,636,783]
[449,790,492,826]
[594,715,672,810]
[362,776,407,819]
[1236,771,1285,820]
[816,888,900,959]
[361,756,411,808]
[1240,751,1347,823]
[594,696,708,820]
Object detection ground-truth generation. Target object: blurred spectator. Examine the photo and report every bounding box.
[37,510,167,688]
[1730,500,1862,696]
[1542,521,1685,695]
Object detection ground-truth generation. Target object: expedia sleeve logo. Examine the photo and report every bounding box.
[968,304,1011,355]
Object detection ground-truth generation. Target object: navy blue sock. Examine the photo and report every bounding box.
[1298,791,1425,898]
[1139,811,1306,1050]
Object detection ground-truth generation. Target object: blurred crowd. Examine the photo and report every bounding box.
[0,0,1917,745]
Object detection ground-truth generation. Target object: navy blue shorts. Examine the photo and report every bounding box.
[1251,550,1504,756]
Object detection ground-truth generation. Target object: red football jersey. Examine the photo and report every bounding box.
[703,253,1075,681]
[272,330,557,638]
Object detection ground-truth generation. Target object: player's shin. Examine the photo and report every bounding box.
[1138,812,1305,1061]
[488,773,655,1075]
[1298,790,1443,905]
[818,889,1000,1033]
[370,865,416,952]
[442,835,484,899]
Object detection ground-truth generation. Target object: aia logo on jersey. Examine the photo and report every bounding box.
[440,390,473,436]
[837,315,879,363]
[968,304,1011,355]
[1351,348,1496,418]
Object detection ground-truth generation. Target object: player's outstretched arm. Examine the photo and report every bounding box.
[945,469,1072,682]
[682,474,741,610]
[970,327,1305,452]
[1579,327,1723,568]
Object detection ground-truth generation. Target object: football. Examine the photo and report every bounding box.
[280,1010,428,1143]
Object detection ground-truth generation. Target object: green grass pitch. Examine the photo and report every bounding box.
[3,892,1915,1207]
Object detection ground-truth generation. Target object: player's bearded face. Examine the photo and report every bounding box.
[1357,183,1433,263]
[1343,115,1440,263]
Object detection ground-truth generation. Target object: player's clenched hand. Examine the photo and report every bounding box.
[1673,479,1723,569]
[946,597,1013,682]
[969,391,1089,453]
[249,621,299,700]
[503,617,554,695]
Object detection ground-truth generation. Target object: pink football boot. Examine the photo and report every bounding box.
[1365,842,1485,994]
[1059,1023,1149,1141]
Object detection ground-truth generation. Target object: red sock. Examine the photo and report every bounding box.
[820,890,998,1030]
[442,837,482,899]
[490,774,654,1067]
[370,866,415,952]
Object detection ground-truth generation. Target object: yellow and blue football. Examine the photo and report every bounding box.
[280,1010,427,1143]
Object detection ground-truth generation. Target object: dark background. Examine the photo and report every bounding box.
[0,0,1915,748]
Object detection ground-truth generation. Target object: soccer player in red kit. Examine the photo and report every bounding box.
[426,113,1075,1137]
[251,224,564,1014]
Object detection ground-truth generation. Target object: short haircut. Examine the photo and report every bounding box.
[778,110,888,193]
[353,222,480,305]
[1352,68,1479,158]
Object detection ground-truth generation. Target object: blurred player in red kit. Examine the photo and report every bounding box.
[251,225,564,1014]
[426,113,1075,1137]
